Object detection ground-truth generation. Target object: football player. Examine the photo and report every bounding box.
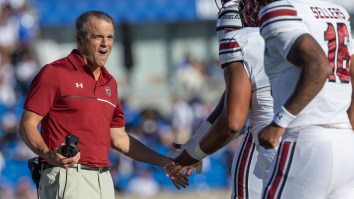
[170,0,274,198]
[239,0,354,198]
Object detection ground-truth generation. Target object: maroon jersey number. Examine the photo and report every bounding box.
[324,22,350,83]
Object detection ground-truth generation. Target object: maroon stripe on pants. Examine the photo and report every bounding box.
[236,133,254,199]
[266,142,292,199]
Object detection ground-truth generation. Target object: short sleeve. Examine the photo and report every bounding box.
[111,100,125,128]
[219,34,243,66]
[259,0,308,59]
[24,65,60,117]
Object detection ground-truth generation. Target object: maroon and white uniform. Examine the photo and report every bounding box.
[259,0,354,198]
[219,27,273,198]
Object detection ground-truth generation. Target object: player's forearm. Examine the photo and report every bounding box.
[200,62,249,154]
[183,105,246,161]
[285,33,331,115]
[179,93,225,150]
[206,92,225,124]
[200,112,242,155]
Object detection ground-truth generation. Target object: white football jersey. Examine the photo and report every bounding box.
[259,0,353,128]
[219,27,273,134]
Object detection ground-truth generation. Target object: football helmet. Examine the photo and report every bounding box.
[215,0,232,9]
[216,0,243,42]
[238,0,272,27]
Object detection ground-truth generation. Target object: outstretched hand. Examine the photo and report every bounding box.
[168,161,202,180]
[173,142,203,174]
[164,150,202,184]
[163,161,189,190]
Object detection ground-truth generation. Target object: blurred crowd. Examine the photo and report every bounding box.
[0,0,40,198]
[0,1,236,198]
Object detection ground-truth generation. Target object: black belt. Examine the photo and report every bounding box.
[42,164,110,173]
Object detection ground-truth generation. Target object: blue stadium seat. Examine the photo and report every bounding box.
[1,159,32,188]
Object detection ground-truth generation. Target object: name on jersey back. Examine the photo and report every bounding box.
[310,7,345,20]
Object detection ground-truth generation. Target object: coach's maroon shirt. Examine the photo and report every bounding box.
[24,49,125,167]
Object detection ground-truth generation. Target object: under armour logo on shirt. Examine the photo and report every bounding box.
[76,83,84,88]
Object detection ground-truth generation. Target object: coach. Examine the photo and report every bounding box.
[18,10,182,199]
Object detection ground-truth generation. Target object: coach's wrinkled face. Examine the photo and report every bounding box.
[78,17,114,69]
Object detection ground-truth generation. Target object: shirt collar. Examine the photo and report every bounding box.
[67,49,85,70]
[67,49,113,82]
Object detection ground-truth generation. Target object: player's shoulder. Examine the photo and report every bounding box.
[236,27,260,37]
[259,0,308,38]
[218,28,250,66]
[260,0,350,32]
[260,0,294,13]
[260,0,349,17]
[221,27,260,44]
[259,0,298,25]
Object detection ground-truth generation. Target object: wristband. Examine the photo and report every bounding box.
[182,121,212,148]
[186,143,208,161]
[273,106,297,128]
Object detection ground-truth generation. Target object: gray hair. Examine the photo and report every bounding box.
[75,11,114,36]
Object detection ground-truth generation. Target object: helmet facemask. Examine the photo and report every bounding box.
[239,0,270,27]
[215,0,232,10]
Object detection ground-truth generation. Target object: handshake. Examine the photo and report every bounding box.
[163,145,203,190]
[163,121,213,189]
[162,139,206,190]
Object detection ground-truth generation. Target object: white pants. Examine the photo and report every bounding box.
[38,166,115,199]
[262,127,354,199]
[231,133,263,199]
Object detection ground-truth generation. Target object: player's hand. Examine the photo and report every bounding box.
[169,161,202,180]
[258,122,285,149]
[166,150,202,178]
[173,142,203,174]
[42,143,80,168]
[169,175,189,190]
[163,161,189,190]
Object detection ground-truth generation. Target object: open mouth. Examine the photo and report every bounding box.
[98,49,107,55]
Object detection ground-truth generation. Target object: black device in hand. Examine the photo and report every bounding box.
[61,134,80,157]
